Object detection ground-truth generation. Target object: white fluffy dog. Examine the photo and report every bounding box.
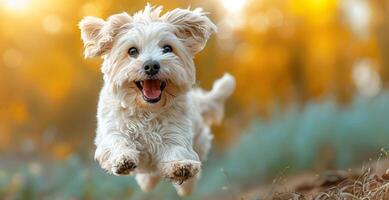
[79,4,235,196]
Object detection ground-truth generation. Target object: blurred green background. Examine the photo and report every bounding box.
[1,0,389,199]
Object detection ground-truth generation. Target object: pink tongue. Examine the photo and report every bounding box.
[142,80,161,99]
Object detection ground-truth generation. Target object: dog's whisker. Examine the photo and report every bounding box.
[166,91,176,98]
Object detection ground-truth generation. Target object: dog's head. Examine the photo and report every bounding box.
[79,5,216,109]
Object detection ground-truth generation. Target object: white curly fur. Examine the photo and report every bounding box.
[79,4,235,196]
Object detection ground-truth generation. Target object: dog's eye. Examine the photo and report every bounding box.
[128,47,139,58]
[162,45,173,54]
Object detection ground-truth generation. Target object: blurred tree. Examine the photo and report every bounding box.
[0,0,386,156]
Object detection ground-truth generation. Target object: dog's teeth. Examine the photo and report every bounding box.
[140,81,144,86]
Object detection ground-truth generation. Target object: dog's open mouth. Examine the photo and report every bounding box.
[135,79,167,104]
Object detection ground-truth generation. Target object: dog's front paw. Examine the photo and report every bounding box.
[112,157,137,175]
[110,153,138,176]
[162,160,200,185]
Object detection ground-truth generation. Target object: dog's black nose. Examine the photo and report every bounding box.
[143,60,160,76]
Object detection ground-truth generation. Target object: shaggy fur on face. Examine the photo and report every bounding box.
[79,4,235,196]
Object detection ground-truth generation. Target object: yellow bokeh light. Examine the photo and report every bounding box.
[2,0,29,11]
[221,0,247,29]
[42,15,63,34]
[222,0,246,13]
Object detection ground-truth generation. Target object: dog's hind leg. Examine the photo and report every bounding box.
[193,126,213,162]
[174,172,200,197]
[135,173,160,192]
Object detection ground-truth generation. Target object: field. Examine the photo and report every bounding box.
[2,95,389,200]
[2,0,389,199]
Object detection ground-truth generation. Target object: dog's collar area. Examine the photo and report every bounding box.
[135,80,167,104]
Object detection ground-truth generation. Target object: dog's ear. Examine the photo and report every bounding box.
[79,13,132,58]
[162,8,217,55]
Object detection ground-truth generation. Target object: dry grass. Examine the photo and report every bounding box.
[270,166,389,200]
[233,158,389,200]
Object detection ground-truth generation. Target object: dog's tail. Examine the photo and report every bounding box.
[194,73,235,126]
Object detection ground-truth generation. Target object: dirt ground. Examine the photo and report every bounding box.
[210,159,389,200]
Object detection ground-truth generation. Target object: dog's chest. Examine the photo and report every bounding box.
[120,111,184,152]
[122,115,162,146]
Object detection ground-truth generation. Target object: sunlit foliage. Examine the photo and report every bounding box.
[0,0,387,158]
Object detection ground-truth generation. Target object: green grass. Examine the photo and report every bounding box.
[2,93,389,199]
